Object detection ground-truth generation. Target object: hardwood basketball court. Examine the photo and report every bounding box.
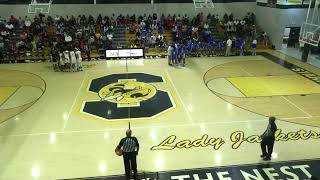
[0,50,319,180]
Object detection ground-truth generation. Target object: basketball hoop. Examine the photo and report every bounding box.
[193,0,214,9]
[299,0,319,47]
[28,0,53,14]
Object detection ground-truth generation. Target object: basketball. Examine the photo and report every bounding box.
[115,148,123,156]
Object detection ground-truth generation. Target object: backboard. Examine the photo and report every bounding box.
[193,0,215,9]
[28,0,53,14]
[299,0,320,46]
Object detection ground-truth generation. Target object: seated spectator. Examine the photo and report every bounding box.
[5,23,14,32]
[65,34,73,43]
[204,22,209,30]
[9,15,17,26]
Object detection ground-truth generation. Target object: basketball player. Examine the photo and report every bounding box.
[260,116,277,161]
[59,52,65,71]
[63,50,70,71]
[116,129,140,180]
[75,49,82,71]
[70,51,77,72]
[171,46,178,66]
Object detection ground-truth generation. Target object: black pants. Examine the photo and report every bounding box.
[168,56,172,65]
[0,52,3,64]
[261,137,275,158]
[123,152,137,179]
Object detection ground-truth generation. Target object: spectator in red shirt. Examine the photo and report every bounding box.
[9,15,17,25]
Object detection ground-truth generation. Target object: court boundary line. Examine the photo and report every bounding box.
[62,71,87,131]
[281,96,312,118]
[282,116,320,120]
[273,50,320,75]
[165,68,193,122]
[240,66,253,76]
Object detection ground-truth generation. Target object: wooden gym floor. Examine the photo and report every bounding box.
[0,50,319,180]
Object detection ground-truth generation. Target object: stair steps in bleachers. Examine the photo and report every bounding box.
[113,25,127,48]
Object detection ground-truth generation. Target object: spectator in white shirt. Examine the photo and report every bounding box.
[65,34,72,42]
[204,23,209,30]
[6,23,14,31]
[54,15,60,22]
[240,20,246,26]
[107,33,113,41]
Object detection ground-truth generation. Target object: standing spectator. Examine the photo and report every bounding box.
[0,40,4,64]
[239,38,245,56]
[260,117,277,161]
[180,45,186,66]
[84,44,91,61]
[262,31,268,46]
[251,38,257,55]
[225,37,232,56]
[116,129,140,180]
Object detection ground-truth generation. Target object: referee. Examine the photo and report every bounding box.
[260,116,277,161]
[116,129,140,180]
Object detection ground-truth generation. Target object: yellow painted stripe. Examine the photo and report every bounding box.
[0,87,19,106]
[228,75,320,97]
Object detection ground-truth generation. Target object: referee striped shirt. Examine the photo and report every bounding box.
[117,137,139,153]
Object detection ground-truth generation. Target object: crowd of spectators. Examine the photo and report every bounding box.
[0,12,265,63]
[0,13,116,63]
[125,12,263,56]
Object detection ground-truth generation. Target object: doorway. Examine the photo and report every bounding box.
[282,27,300,48]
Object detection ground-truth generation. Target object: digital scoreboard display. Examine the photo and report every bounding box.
[106,49,144,58]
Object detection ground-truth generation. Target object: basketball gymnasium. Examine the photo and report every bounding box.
[0,0,319,180]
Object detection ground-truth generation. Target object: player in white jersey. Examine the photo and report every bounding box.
[75,49,82,71]
[59,53,65,71]
[63,51,70,71]
[70,51,77,72]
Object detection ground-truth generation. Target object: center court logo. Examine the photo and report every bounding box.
[81,73,176,121]
[98,81,157,105]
